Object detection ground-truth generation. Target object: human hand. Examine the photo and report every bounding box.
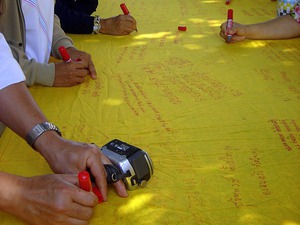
[219,21,247,43]
[54,61,90,87]
[65,47,97,80]
[2,173,97,225]
[100,15,137,35]
[34,132,128,201]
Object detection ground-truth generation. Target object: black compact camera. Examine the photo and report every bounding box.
[101,139,154,190]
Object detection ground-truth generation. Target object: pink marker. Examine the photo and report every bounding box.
[226,9,233,43]
[58,46,72,62]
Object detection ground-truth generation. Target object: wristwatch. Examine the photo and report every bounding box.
[26,122,62,147]
[93,15,101,34]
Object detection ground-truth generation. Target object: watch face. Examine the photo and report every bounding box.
[93,25,98,30]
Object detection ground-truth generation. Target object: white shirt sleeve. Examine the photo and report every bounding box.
[0,33,26,90]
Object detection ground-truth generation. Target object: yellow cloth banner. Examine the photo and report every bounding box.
[0,0,299,224]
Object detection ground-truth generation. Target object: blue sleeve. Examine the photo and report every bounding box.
[54,1,95,34]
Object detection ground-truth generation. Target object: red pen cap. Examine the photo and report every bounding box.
[178,26,187,31]
[120,3,130,15]
[227,9,233,20]
[58,46,71,62]
[78,171,92,192]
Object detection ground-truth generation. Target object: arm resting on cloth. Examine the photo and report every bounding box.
[220,15,300,42]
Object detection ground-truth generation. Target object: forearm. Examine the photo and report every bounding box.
[0,172,23,216]
[244,15,300,40]
[0,82,47,139]
[10,45,55,87]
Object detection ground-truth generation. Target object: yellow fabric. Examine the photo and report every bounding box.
[0,0,300,224]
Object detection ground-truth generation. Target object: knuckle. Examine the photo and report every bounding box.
[52,197,68,214]
[89,146,100,156]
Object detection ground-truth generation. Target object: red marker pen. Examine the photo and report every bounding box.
[226,9,233,43]
[78,171,92,191]
[78,171,103,204]
[120,3,138,32]
[225,0,231,5]
[120,3,130,15]
[58,46,72,62]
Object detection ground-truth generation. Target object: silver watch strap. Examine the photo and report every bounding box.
[26,122,62,147]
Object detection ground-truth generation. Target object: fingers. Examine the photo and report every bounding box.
[87,146,128,200]
[19,174,98,225]
[113,180,128,198]
[92,168,108,202]
[84,145,108,201]
[66,48,98,79]
[121,15,137,33]
[124,24,137,34]
[97,151,128,198]
[62,217,90,225]
[220,22,246,43]
[54,61,94,87]
[64,174,98,207]
[67,197,95,222]
[76,54,97,79]
[87,58,97,79]
[103,15,137,35]
[219,22,229,40]
[72,189,98,207]
[220,24,236,42]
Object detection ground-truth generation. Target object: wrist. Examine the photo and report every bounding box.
[26,122,61,149]
[33,129,63,156]
[243,25,251,39]
[98,18,112,35]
